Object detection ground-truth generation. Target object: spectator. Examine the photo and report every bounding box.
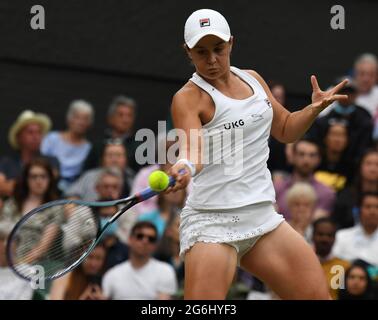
[102,221,177,299]
[50,243,107,300]
[83,95,140,172]
[275,139,335,220]
[314,119,355,191]
[88,167,130,269]
[338,263,376,300]
[94,167,137,244]
[269,80,286,106]
[320,54,378,118]
[332,149,378,228]
[0,157,59,225]
[312,218,350,300]
[0,158,62,289]
[154,213,184,287]
[65,139,135,201]
[309,77,373,164]
[332,192,378,266]
[0,221,34,300]
[96,200,129,272]
[41,100,94,192]
[138,188,186,238]
[354,53,378,117]
[286,182,317,242]
[0,110,59,197]
[62,167,133,254]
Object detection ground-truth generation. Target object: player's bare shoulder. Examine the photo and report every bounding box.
[244,69,264,83]
[171,81,210,116]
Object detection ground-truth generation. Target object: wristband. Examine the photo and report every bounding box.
[176,159,196,177]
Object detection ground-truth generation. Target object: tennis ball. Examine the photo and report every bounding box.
[148,170,170,192]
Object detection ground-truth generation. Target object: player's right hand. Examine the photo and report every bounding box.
[166,162,192,193]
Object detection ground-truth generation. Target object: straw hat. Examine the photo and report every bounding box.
[8,110,52,149]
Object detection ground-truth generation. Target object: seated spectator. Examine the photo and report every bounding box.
[315,119,355,191]
[62,167,133,256]
[154,211,184,292]
[0,157,59,225]
[41,100,94,192]
[354,53,378,117]
[338,263,376,300]
[286,182,317,242]
[96,201,129,272]
[0,110,59,197]
[138,188,186,238]
[309,77,373,165]
[332,192,378,266]
[83,95,140,172]
[332,149,378,228]
[49,243,107,300]
[320,54,378,118]
[275,139,335,220]
[312,218,350,299]
[65,139,135,201]
[0,221,34,300]
[102,221,177,300]
[92,167,137,245]
[0,158,62,294]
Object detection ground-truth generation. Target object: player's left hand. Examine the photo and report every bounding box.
[310,75,349,113]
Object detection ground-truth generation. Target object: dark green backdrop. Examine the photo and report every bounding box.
[0,0,377,154]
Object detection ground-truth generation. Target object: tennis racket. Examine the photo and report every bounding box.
[6,170,183,282]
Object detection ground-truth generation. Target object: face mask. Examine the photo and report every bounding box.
[100,217,118,237]
[334,102,355,115]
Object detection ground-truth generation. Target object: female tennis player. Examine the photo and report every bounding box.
[168,9,348,300]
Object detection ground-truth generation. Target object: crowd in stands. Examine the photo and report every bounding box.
[0,53,378,300]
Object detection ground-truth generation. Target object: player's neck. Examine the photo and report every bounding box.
[200,68,232,89]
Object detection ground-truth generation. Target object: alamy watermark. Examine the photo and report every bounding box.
[134,121,244,175]
[29,265,46,290]
[330,5,345,30]
[30,5,45,30]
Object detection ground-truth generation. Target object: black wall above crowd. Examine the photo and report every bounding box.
[0,0,377,154]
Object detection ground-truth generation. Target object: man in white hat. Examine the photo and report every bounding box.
[0,110,59,197]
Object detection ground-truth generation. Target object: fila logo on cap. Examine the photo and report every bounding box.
[199,18,210,27]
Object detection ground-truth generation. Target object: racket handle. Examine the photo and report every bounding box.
[137,169,187,202]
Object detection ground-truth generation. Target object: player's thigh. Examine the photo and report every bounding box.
[240,221,330,299]
[184,241,238,299]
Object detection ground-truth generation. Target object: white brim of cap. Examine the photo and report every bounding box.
[186,31,231,49]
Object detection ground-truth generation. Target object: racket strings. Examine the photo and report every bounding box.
[10,203,99,279]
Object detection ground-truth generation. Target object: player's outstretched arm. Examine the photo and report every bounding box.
[168,85,204,192]
[248,70,348,143]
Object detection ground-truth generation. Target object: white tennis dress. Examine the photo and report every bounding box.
[179,66,284,266]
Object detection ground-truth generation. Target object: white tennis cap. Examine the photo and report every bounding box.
[184,9,231,49]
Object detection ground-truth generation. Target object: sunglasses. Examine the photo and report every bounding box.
[134,233,157,244]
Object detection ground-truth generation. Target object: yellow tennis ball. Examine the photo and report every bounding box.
[148,170,170,192]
